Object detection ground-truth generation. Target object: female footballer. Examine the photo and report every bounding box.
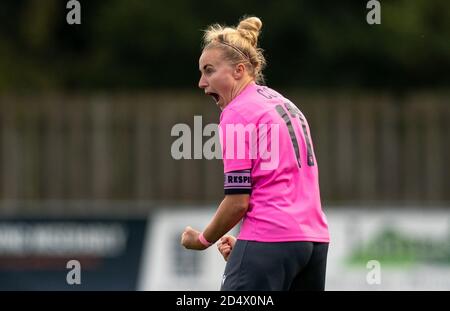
[181,16,330,291]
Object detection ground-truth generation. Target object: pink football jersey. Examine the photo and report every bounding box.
[219,82,330,242]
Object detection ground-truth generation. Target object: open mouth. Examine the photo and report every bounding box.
[206,92,220,103]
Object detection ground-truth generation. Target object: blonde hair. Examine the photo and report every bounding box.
[202,16,267,84]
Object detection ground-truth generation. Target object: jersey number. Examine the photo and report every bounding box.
[275,102,314,167]
[256,87,314,167]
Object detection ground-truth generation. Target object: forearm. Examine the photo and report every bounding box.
[203,195,249,243]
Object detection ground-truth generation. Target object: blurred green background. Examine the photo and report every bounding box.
[1,0,449,91]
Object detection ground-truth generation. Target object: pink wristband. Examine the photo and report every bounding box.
[198,232,213,248]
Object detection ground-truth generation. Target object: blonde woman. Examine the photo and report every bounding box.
[181,16,330,291]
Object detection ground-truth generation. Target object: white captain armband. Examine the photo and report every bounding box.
[224,170,252,195]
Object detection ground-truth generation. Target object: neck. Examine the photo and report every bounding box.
[229,78,254,104]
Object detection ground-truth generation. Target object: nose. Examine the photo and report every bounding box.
[198,74,208,89]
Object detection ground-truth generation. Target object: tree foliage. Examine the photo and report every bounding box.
[0,0,449,91]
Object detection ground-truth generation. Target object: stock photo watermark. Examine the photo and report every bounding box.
[366,0,381,25]
[171,116,280,170]
[66,260,81,285]
[366,260,381,285]
[66,0,81,25]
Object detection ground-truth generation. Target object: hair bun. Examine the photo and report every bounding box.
[237,16,262,47]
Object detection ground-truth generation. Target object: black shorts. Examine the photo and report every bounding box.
[220,240,329,291]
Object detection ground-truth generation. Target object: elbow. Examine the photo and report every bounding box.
[234,202,249,216]
[227,195,249,216]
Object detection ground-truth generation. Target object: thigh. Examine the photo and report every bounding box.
[289,242,329,291]
[221,240,279,290]
[220,240,249,291]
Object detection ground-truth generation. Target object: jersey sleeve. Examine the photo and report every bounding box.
[219,109,253,174]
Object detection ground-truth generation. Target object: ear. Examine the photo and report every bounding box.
[233,63,246,79]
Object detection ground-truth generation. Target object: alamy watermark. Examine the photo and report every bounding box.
[66,260,81,285]
[366,0,381,25]
[366,260,381,285]
[66,0,81,25]
[171,116,280,170]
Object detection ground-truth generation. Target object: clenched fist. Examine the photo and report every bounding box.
[181,226,207,250]
[217,235,236,261]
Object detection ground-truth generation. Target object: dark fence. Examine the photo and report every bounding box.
[0,91,449,212]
